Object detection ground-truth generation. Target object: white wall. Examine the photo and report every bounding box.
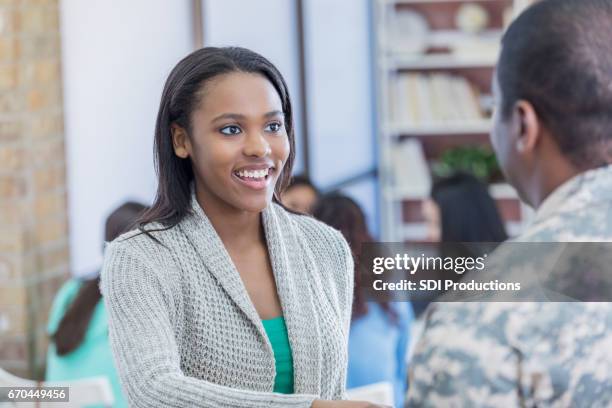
[303,0,378,235]
[60,0,193,276]
[202,0,305,173]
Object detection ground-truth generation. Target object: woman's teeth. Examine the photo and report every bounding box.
[235,168,270,179]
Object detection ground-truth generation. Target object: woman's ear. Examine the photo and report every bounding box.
[171,123,191,159]
[513,100,540,154]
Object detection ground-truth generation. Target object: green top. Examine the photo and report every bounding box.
[261,316,294,394]
[46,279,127,408]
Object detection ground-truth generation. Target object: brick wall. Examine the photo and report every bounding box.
[0,0,69,379]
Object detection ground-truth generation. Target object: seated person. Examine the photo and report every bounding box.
[422,172,508,243]
[46,202,146,408]
[414,172,508,316]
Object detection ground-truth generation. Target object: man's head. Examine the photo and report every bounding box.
[491,0,612,208]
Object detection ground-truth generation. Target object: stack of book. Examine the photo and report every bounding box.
[393,73,485,127]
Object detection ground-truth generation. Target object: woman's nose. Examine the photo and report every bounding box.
[243,132,271,157]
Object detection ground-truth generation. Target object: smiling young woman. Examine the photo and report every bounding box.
[100,47,386,408]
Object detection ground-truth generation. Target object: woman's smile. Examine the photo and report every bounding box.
[232,164,276,191]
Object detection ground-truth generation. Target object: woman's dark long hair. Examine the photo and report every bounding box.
[431,173,508,243]
[313,194,397,324]
[52,202,146,356]
[137,47,296,236]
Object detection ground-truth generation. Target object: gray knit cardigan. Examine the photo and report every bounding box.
[100,192,354,408]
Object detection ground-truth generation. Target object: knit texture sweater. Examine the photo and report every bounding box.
[100,192,354,408]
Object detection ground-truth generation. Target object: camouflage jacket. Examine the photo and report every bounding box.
[407,165,612,407]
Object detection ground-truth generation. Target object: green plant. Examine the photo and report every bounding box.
[432,145,501,182]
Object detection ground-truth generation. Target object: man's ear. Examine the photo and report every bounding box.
[513,100,540,154]
[171,123,191,159]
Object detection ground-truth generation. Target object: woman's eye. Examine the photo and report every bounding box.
[265,122,282,133]
[220,125,242,135]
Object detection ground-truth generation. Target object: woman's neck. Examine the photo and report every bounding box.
[194,185,265,250]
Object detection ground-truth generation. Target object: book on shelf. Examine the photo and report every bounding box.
[415,73,434,124]
[394,72,485,128]
[390,138,431,196]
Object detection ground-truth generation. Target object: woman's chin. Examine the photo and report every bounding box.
[235,196,272,213]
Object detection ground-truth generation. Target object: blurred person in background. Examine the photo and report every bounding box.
[422,172,508,244]
[314,193,413,408]
[414,172,508,316]
[409,0,612,405]
[101,47,387,408]
[281,174,320,214]
[46,201,147,408]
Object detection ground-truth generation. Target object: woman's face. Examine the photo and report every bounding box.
[172,72,290,213]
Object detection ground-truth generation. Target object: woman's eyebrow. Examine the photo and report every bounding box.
[212,113,245,122]
[264,110,284,118]
[212,111,284,122]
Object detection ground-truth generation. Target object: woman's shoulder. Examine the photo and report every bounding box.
[47,279,82,334]
[52,279,82,312]
[112,220,168,242]
[102,222,181,283]
[106,221,177,255]
[57,278,82,299]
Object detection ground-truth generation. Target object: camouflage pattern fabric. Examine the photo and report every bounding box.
[407,165,612,407]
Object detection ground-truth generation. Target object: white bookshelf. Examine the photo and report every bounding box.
[389,54,498,70]
[385,120,492,136]
[373,0,532,241]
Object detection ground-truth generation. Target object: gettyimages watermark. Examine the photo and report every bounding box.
[358,242,612,302]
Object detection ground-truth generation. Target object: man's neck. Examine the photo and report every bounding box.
[533,161,581,209]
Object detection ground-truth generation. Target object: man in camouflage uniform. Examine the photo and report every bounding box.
[407,0,612,406]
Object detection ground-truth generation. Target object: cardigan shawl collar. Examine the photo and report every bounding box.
[177,192,322,395]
